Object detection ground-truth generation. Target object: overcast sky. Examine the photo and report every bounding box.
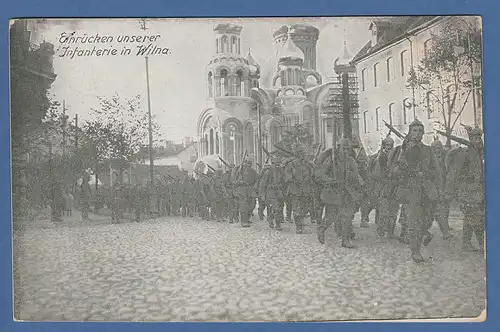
[35,17,373,143]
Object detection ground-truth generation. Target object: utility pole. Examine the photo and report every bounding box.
[341,72,352,141]
[140,18,157,215]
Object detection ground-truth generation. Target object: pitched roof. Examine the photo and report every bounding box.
[352,16,440,63]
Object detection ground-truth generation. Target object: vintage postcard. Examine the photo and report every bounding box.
[10,16,485,322]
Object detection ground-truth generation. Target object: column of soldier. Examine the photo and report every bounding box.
[132,119,484,264]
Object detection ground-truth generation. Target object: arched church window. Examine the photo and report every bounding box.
[221,35,228,53]
[237,38,241,54]
[236,70,244,96]
[220,69,229,96]
[204,134,209,156]
[216,131,220,154]
[209,128,214,155]
[216,39,219,53]
[244,123,254,156]
[208,72,213,98]
[231,36,237,53]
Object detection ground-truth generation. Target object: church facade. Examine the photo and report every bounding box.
[195,23,361,170]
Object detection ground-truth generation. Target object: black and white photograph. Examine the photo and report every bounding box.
[10,16,485,322]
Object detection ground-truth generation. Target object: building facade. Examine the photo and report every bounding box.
[196,23,361,169]
[351,16,483,153]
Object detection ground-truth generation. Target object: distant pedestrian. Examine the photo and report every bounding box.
[63,190,74,217]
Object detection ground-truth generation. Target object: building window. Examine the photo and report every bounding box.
[216,39,219,53]
[237,38,240,54]
[373,63,379,87]
[231,36,237,53]
[361,68,366,91]
[424,38,432,57]
[403,98,412,124]
[389,102,395,125]
[221,35,228,53]
[220,69,228,96]
[363,110,369,133]
[386,57,394,82]
[236,70,243,96]
[375,107,380,131]
[208,72,213,98]
[400,50,409,76]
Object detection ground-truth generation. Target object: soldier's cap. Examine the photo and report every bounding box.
[408,118,424,129]
[382,133,394,145]
[466,126,483,137]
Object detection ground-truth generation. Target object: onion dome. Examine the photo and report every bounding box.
[336,39,353,66]
[277,26,304,65]
[246,49,260,75]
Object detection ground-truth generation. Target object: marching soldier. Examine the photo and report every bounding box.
[315,138,363,248]
[200,169,214,220]
[256,164,270,221]
[427,138,453,240]
[258,154,285,230]
[445,126,484,253]
[232,158,258,227]
[181,172,195,217]
[285,148,315,234]
[222,164,237,223]
[388,119,441,263]
[211,169,225,222]
[365,135,399,238]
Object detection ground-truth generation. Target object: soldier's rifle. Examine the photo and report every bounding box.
[273,144,316,168]
[218,155,232,169]
[435,129,472,147]
[383,120,405,140]
[261,145,272,164]
[193,169,208,178]
[207,164,217,172]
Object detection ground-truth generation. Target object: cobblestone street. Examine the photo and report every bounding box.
[13,211,486,322]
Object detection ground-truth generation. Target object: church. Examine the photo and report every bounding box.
[195,23,361,171]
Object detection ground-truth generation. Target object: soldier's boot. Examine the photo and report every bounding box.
[317,227,325,244]
[399,224,409,244]
[422,230,433,247]
[274,215,283,231]
[410,236,424,263]
[341,236,356,249]
[387,219,397,239]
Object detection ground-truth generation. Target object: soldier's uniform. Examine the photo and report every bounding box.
[426,138,453,240]
[285,154,314,234]
[256,165,270,221]
[181,174,195,217]
[232,159,258,227]
[389,119,441,263]
[200,170,214,220]
[222,165,237,223]
[445,127,484,253]
[80,178,91,221]
[315,139,363,248]
[258,156,286,230]
[210,169,225,221]
[365,136,399,237]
